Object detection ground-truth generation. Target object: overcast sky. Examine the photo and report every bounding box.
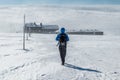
[0,0,120,5]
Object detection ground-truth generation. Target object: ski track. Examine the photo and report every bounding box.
[0,33,120,80]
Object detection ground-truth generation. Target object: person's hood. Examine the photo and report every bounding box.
[61,28,65,33]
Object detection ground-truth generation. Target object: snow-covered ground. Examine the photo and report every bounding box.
[0,33,120,80]
[0,5,120,80]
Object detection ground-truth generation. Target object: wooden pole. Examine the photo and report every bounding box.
[29,27,31,37]
[23,14,25,50]
[26,28,28,40]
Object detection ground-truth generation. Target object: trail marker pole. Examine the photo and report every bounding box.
[23,14,26,50]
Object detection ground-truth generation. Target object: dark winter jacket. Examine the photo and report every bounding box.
[56,28,69,41]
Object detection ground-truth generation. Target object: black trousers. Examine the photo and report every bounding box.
[59,46,66,65]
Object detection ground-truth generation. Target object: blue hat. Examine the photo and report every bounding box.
[61,27,65,33]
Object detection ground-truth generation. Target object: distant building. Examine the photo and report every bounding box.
[25,22,59,33]
[67,29,104,35]
[25,23,103,35]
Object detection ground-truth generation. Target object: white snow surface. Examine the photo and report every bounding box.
[0,5,120,80]
[0,33,120,80]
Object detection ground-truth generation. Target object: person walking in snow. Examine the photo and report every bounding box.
[56,27,69,65]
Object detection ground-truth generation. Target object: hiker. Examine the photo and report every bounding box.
[56,27,69,65]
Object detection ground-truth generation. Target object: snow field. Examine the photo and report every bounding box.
[0,33,120,80]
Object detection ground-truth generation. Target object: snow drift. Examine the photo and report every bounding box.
[0,33,120,80]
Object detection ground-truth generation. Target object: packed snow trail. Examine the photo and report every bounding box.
[0,33,120,80]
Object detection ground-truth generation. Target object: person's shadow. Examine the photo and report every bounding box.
[65,63,102,73]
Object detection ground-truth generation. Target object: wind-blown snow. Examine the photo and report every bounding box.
[0,5,120,35]
[0,33,120,80]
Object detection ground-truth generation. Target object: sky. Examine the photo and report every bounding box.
[0,0,120,5]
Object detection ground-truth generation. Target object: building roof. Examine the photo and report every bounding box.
[41,25,59,30]
[25,23,40,27]
[25,23,59,30]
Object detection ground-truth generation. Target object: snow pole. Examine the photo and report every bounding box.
[23,14,26,50]
[26,28,28,40]
[27,26,31,39]
[26,24,31,40]
[29,27,31,37]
